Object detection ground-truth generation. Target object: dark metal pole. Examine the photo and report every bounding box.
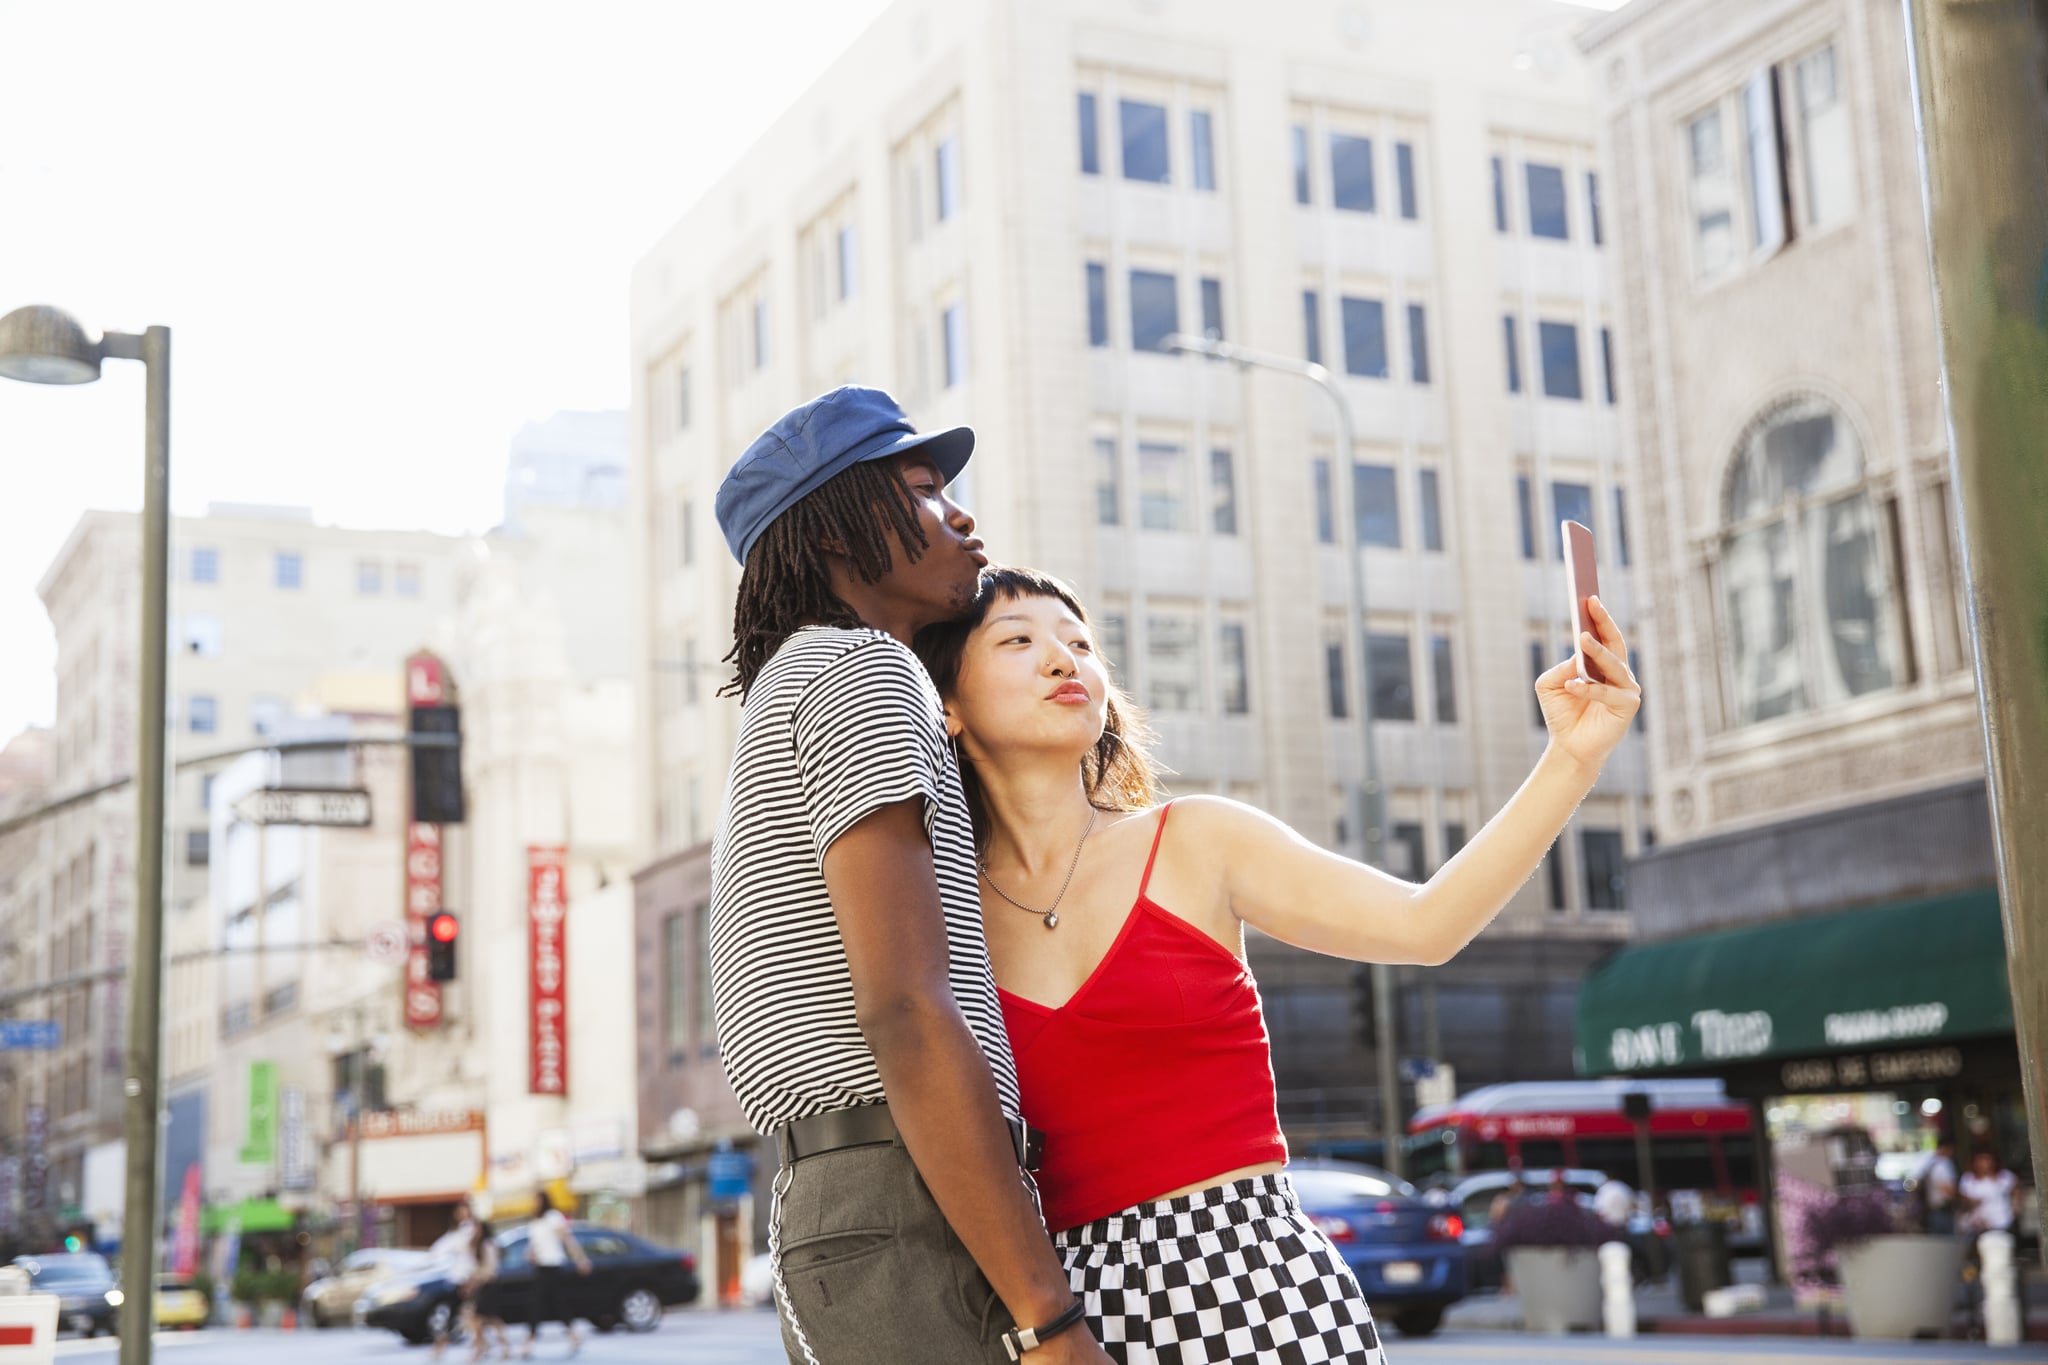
[1901,0,2048,1248]
[117,325,170,1363]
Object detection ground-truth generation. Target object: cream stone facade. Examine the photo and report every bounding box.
[630,0,1656,1149]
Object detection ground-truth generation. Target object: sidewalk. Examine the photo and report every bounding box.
[1442,1260,2048,1341]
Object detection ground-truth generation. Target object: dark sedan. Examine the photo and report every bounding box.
[1291,1161,1467,1338]
[11,1252,120,1337]
[360,1222,698,1343]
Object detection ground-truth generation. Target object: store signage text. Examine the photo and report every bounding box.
[1822,1002,1949,1047]
[1780,1046,1964,1092]
[529,845,569,1096]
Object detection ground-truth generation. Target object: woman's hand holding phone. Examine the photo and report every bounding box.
[1534,595,1642,771]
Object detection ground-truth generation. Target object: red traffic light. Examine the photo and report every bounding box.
[429,913,459,943]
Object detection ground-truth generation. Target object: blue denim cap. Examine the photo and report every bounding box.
[715,386,974,565]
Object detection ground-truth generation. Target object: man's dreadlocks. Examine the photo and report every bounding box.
[722,457,930,698]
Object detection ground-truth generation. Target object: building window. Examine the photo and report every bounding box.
[1720,395,1903,723]
[1552,481,1595,556]
[190,546,219,584]
[1313,459,1335,544]
[1526,162,1568,239]
[680,498,696,567]
[1444,822,1468,859]
[250,695,287,737]
[677,366,692,430]
[1601,327,1617,405]
[1325,640,1349,719]
[1545,840,1568,910]
[942,304,967,388]
[1389,822,1427,878]
[1689,108,1737,277]
[1330,133,1376,212]
[357,560,382,595]
[1137,442,1187,532]
[1129,269,1179,352]
[181,614,222,658]
[1210,448,1238,535]
[936,136,962,220]
[1613,487,1631,566]
[1218,623,1250,714]
[1418,469,1443,552]
[682,639,700,707]
[1431,633,1457,724]
[1366,632,1415,722]
[185,829,210,868]
[1353,463,1401,548]
[752,297,770,369]
[274,551,303,590]
[1503,315,1522,393]
[1302,290,1323,365]
[1078,91,1100,175]
[1490,155,1508,232]
[1587,171,1604,246]
[1538,320,1582,400]
[1120,99,1171,183]
[1200,277,1224,340]
[1516,475,1537,560]
[1190,109,1216,191]
[1086,263,1109,347]
[1796,46,1853,227]
[1146,612,1202,711]
[1340,297,1387,378]
[1097,614,1127,674]
[188,695,217,735]
[1743,71,1787,254]
[1395,142,1418,219]
[1292,125,1312,204]
[696,906,715,1047]
[1095,436,1121,527]
[394,562,421,598]
[837,224,858,301]
[1582,829,1627,910]
[1529,640,1550,727]
[1405,303,1430,384]
[663,913,688,1053]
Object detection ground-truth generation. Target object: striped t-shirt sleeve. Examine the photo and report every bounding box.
[788,637,946,865]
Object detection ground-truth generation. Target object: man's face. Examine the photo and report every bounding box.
[879,452,986,622]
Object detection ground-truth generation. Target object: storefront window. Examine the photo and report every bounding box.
[1518,1139,1567,1171]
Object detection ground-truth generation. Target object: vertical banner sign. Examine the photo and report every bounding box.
[171,1163,202,1278]
[528,845,569,1095]
[279,1086,310,1189]
[404,651,446,1029]
[239,1061,277,1166]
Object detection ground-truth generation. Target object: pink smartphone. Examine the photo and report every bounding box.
[1561,520,1602,682]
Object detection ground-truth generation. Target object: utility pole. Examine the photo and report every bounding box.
[1902,0,2048,1250]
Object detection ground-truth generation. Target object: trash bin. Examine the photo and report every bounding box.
[1674,1221,1732,1313]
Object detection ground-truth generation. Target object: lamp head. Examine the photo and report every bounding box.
[0,305,104,385]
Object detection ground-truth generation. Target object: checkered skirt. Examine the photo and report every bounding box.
[1052,1173,1389,1364]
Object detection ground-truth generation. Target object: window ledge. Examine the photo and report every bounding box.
[1701,684,1980,760]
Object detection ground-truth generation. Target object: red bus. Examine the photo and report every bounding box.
[1403,1079,1761,1204]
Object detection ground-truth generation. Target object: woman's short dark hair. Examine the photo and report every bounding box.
[914,565,1161,845]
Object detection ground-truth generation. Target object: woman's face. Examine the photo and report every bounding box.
[944,591,1109,767]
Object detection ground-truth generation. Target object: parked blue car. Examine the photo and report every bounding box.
[1290,1160,1467,1338]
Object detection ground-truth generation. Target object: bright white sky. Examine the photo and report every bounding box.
[0,0,1626,744]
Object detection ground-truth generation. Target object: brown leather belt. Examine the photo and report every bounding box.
[780,1102,1043,1172]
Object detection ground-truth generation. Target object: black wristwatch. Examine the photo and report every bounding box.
[1001,1299,1087,1359]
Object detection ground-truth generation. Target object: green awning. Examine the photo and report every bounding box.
[201,1198,296,1235]
[1577,889,2010,1075]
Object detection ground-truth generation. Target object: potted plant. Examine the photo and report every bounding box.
[229,1267,263,1329]
[1805,1188,1962,1339]
[1493,1198,1618,1333]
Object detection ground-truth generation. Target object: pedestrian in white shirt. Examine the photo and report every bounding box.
[430,1201,480,1361]
[1961,1150,2018,1236]
[521,1189,592,1360]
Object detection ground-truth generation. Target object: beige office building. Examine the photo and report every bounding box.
[629,0,1654,1166]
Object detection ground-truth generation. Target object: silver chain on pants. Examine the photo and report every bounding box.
[768,1158,822,1365]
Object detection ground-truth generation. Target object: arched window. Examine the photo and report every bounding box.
[1718,395,1903,724]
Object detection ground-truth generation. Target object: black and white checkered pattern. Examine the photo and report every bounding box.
[1054,1174,1389,1364]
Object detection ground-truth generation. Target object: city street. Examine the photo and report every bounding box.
[45,1320,2048,1365]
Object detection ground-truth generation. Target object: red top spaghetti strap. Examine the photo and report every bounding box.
[998,802,1288,1232]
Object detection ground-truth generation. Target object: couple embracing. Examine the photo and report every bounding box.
[708,387,1640,1365]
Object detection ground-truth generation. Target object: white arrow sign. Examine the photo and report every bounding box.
[232,788,374,828]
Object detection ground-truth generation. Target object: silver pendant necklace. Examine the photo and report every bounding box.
[980,808,1097,929]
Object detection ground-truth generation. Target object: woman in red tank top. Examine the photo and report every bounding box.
[916,568,1641,1365]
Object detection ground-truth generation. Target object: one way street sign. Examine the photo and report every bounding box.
[232,788,373,828]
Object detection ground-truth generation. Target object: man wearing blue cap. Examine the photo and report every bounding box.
[709,387,1109,1365]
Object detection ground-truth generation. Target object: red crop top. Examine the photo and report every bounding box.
[998,804,1288,1232]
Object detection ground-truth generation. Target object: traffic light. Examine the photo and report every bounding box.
[409,702,465,825]
[427,912,459,982]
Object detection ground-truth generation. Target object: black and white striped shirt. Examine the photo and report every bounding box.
[709,626,1021,1134]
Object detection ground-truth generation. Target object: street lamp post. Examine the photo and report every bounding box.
[0,304,171,1364]
[1163,333,1405,1178]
